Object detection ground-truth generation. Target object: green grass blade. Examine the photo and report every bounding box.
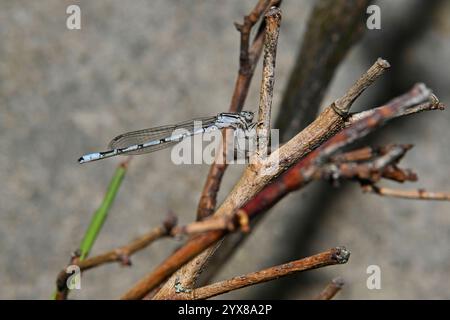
[78,160,129,260]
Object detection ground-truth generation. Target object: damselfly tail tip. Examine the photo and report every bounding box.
[78,152,101,164]
[78,156,87,164]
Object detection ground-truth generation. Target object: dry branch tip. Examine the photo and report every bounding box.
[331,246,351,264]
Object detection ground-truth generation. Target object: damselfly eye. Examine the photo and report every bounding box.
[240,111,254,122]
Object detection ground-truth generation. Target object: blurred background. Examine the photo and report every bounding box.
[0,0,449,299]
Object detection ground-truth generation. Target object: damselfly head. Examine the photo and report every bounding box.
[239,111,254,123]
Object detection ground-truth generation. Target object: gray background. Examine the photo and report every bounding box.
[0,0,449,299]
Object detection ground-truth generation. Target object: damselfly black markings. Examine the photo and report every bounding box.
[78,111,255,164]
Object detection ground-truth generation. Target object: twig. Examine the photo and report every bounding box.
[262,58,390,177]
[79,158,131,260]
[169,247,350,300]
[329,144,412,163]
[276,0,371,141]
[171,211,249,237]
[54,157,130,300]
[171,145,415,237]
[330,146,377,163]
[346,93,445,126]
[197,0,281,220]
[153,6,283,299]
[214,59,390,228]
[202,0,375,284]
[186,59,391,250]
[55,214,176,299]
[362,185,450,201]
[317,145,413,183]
[121,84,432,300]
[188,58,389,291]
[314,277,345,300]
[253,6,281,162]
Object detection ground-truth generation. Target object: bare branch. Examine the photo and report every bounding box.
[267,58,390,176]
[154,7,284,299]
[121,85,433,300]
[168,247,350,300]
[197,0,281,220]
[317,145,413,183]
[362,185,450,201]
[253,6,281,162]
[346,93,445,126]
[56,214,176,297]
[171,145,416,237]
[314,277,345,300]
[276,0,372,141]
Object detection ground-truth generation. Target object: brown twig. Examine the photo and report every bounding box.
[253,6,281,162]
[330,146,377,163]
[56,214,176,296]
[185,58,389,290]
[362,185,450,201]
[185,59,390,251]
[153,6,283,299]
[197,0,281,221]
[276,0,372,141]
[168,247,350,300]
[317,144,413,183]
[121,84,432,300]
[314,277,345,300]
[201,0,376,284]
[346,93,445,126]
[170,145,416,237]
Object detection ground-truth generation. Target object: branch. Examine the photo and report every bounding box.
[186,59,389,289]
[189,59,390,243]
[253,6,281,162]
[317,144,414,184]
[314,277,345,300]
[54,158,130,300]
[276,0,372,141]
[197,0,281,220]
[121,84,433,299]
[329,144,412,163]
[265,58,390,177]
[168,247,350,300]
[202,0,376,284]
[362,185,450,201]
[346,93,444,126]
[170,145,416,237]
[55,214,176,299]
[153,6,283,299]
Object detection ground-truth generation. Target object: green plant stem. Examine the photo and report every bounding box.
[78,160,129,260]
[52,159,129,299]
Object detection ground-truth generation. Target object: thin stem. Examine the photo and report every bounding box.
[155,4,284,300]
[196,0,281,220]
[346,94,444,126]
[79,159,130,260]
[55,216,176,299]
[170,247,350,300]
[276,0,371,142]
[54,158,130,300]
[253,7,281,162]
[363,185,450,201]
[314,277,345,300]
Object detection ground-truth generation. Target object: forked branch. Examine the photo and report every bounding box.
[121,84,434,299]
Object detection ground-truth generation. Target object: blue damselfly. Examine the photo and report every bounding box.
[78,111,255,164]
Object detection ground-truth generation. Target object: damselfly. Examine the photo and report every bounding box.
[78,111,255,164]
